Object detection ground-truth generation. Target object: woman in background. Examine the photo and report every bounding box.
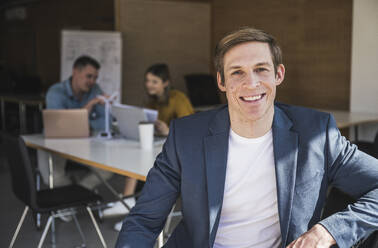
[103,63,194,231]
[145,63,194,135]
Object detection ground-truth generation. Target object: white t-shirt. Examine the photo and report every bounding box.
[213,129,282,248]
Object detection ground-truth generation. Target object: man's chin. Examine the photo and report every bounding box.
[241,107,271,122]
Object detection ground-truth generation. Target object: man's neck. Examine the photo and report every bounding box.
[70,79,83,100]
[229,107,274,138]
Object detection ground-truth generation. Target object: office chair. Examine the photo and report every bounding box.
[354,131,378,159]
[2,132,107,248]
[323,188,377,248]
[184,74,221,107]
[351,131,378,247]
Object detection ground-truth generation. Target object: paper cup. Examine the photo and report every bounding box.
[138,122,154,150]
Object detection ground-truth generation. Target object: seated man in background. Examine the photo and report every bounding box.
[43,55,113,190]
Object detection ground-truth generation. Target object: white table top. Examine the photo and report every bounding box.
[22,134,164,181]
[322,109,378,129]
[22,110,378,181]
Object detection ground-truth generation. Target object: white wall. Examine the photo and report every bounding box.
[350,0,378,141]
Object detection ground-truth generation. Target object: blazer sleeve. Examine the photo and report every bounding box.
[319,114,378,248]
[115,120,181,248]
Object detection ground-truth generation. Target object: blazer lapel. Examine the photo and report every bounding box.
[272,106,299,246]
[204,106,230,247]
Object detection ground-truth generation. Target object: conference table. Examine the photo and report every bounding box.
[325,109,378,129]
[22,109,378,181]
[22,135,164,182]
[321,109,378,141]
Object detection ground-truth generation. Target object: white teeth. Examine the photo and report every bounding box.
[243,95,262,101]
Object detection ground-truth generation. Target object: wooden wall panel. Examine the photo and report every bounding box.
[0,0,114,91]
[117,0,211,106]
[212,0,352,110]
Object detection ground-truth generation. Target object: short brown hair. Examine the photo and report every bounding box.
[73,55,100,70]
[214,27,282,83]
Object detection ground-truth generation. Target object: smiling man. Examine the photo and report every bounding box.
[116,27,378,248]
[46,55,106,130]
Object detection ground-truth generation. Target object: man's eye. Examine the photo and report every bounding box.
[231,71,242,75]
[256,68,268,72]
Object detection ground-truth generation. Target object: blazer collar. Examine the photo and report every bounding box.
[208,105,230,135]
[272,105,298,246]
[204,105,230,246]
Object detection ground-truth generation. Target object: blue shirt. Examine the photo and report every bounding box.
[46,78,106,131]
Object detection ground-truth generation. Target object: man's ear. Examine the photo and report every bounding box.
[72,67,81,78]
[275,64,285,86]
[163,80,169,88]
[217,72,226,92]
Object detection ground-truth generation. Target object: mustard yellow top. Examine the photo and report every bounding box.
[146,89,194,125]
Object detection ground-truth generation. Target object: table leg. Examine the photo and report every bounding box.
[91,169,131,211]
[157,232,164,247]
[354,125,359,142]
[48,153,54,189]
[51,217,56,247]
[47,153,57,247]
[1,99,5,131]
[19,102,26,134]
[38,103,43,112]
[36,172,41,229]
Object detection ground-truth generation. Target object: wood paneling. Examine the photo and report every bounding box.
[117,0,211,106]
[212,0,352,110]
[0,0,114,91]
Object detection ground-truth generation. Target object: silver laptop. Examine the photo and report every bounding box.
[42,109,90,138]
[112,104,164,143]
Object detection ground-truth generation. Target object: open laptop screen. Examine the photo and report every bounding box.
[42,109,90,138]
[112,104,158,140]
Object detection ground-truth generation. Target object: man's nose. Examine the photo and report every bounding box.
[244,72,260,87]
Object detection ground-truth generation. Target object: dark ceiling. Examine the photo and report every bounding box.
[0,0,44,10]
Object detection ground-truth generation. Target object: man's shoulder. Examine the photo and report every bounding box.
[276,102,329,117]
[275,102,331,130]
[174,104,226,128]
[46,81,66,96]
[45,80,71,109]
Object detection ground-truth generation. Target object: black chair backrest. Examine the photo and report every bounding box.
[1,132,37,208]
[373,132,378,158]
[184,74,221,107]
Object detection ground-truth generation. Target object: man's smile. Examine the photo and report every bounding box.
[239,93,266,102]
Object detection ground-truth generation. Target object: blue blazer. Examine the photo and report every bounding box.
[116,103,378,248]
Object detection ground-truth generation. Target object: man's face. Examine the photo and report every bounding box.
[217,41,285,123]
[72,65,99,93]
